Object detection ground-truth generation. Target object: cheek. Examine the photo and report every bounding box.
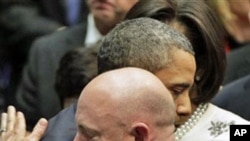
[189,84,198,99]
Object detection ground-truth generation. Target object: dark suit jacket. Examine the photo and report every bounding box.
[0,0,88,55]
[212,75,250,120]
[41,102,77,141]
[0,0,89,109]
[223,44,250,85]
[15,23,87,130]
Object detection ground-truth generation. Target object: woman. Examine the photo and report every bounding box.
[125,0,249,140]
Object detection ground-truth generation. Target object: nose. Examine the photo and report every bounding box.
[175,91,192,116]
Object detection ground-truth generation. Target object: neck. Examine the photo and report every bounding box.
[94,18,113,35]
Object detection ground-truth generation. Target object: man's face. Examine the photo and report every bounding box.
[88,0,138,26]
[74,90,133,141]
[154,49,196,128]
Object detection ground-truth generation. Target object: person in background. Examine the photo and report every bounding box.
[0,0,89,109]
[55,44,99,108]
[207,0,250,52]
[14,0,138,130]
[1,67,176,141]
[207,0,250,85]
[0,43,100,140]
[212,74,250,120]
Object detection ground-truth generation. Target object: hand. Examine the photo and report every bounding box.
[0,106,48,141]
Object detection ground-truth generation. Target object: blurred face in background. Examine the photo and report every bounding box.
[228,0,250,19]
[88,0,138,29]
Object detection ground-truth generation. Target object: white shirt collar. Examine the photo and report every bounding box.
[85,14,103,46]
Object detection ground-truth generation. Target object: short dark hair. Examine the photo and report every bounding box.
[55,44,99,105]
[98,17,194,74]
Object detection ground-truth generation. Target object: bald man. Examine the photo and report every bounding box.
[74,67,175,141]
[1,67,175,141]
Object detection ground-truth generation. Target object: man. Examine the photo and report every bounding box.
[1,68,176,141]
[41,17,195,141]
[74,67,175,141]
[14,0,138,130]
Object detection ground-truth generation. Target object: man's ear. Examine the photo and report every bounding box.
[130,123,150,141]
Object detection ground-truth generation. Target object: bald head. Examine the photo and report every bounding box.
[74,67,175,141]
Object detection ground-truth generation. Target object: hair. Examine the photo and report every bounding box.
[125,0,177,22]
[98,17,194,75]
[55,44,99,106]
[125,0,226,104]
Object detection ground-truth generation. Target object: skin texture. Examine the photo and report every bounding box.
[0,106,48,141]
[154,49,196,127]
[74,67,175,141]
[87,0,138,34]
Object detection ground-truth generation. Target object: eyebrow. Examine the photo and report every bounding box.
[78,124,100,137]
[171,83,191,89]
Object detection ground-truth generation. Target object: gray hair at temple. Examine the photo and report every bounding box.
[98,17,194,74]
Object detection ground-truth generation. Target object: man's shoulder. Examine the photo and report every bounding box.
[219,75,250,96]
[49,103,77,125]
[41,102,77,141]
[29,23,87,57]
[32,23,87,49]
